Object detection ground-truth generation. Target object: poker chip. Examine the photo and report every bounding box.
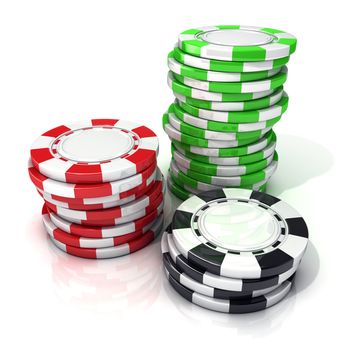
[46,200,164,238]
[172,134,276,166]
[178,26,297,61]
[28,119,163,258]
[168,51,282,82]
[174,87,284,111]
[172,188,308,279]
[172,66,287,93]
[49,214,164,259]
[168,106,273,141]
[161,231,292,299]
[168,72,276,102]
[167,175,195,201]
[172,103,281,133]
[172,46,290,73]
[30,119,159,184]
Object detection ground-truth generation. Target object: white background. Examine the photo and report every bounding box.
[0,0,349,348]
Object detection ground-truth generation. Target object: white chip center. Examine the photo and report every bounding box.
[56,127,134,162]
[198,29,274,47]
[197,201,279,252]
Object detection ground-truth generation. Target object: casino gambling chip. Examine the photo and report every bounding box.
[168,106,273,141]
[170,130,275,158]
[165,226,299,292]
[173,152,278,187]
[168,51,282,82]
[167,175,193,201]
[172,103,281,133]
[172,66,287,93]
[172,134,276,166]
[174,87,284,112]
[165,267,294,314]
[172,188,309,279]
[43,175,164,221]
[178,25,297,61]
[161,232,288,299]
[30,119,159,184]
[49,214,164,259]
[170,161,268,192]
[37,167,158,207]
[163,112,265,148]
[172,46,290,73]
[46,200,164,238]
[43,205,164,249]
[28,159,157,199]
[172,145,274,176]
[48,189,164,226]
[167,72,276,102]
[177,92,289,123]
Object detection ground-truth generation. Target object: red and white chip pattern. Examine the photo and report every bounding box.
[43,176,164,221]
[42,205,163,249]
[46,200,164,238]
[28,159,157,199]
[37,169,162,211]
[30,119,159,184]
[49,214,164,259]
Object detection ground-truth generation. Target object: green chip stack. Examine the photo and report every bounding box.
[162,25,297,200]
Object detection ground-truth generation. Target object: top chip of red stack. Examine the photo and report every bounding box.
[30,119,159,184]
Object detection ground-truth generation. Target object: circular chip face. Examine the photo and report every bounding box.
[163,112,265,148]
[168,51,282,82]
[170,160,269,192]
[44,175,164,222]
[172,135,276,166]
[178,25,297,61]
[172,188,309,279]
[176,92,289,124]
[173,46,290,73]
[46,200,164,238]
[169,130,275,157]
[168,106,272,141]
[166,267,294,314]
[48,190,164,226]
[161,232,289,299]
[172,103,282,133]
[37,167,158,206]
[174,87,284,112]
[42,206,163,249]
[30,119,159,184]
[49,214,164,259]
[28,159,157,199]
[172,66,287,93]
[165,227,298,292]
[168,72,275,102]
[172,145,274,177]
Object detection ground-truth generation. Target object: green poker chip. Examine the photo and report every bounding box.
[167,71,276,102]
[162,111,264,148]
[172,133,276,166]
[170,160,270,191]
[177,92,289,123]
[173,86,284,112]
[171,144,275,176]
[168,51,282,82]
[173,152,278,186]
[167,105,272,141]
[178,25,297,61]
[167,174,193,201]
[172,66,287,93]
[173,46,290,73]
[172,103,282,132]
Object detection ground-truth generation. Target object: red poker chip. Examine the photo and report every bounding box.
[30,119,158,184]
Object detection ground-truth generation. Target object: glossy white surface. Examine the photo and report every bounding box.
[0,0,349,349]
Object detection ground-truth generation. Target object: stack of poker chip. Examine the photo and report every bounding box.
[163,25,297,200]
[162,188,309,314]
[28,119,164,259]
